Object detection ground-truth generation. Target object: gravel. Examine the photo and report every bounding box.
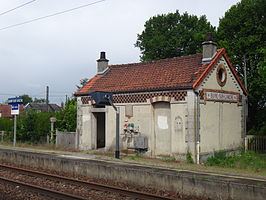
[0,162,208,200]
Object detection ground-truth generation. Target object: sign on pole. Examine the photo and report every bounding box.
[8,97,23,146]
[8,97,23,105]
[11,104,19,115]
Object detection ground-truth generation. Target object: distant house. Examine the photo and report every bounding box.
[0,104,23,118]
[75,35,247,162]
[0,105,11,118]
[24,103,62,112]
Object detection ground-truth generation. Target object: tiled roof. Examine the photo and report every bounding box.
[0,104,23,118]
[0,105,12,118]
[24,103,62,112]
[75,49,247,95]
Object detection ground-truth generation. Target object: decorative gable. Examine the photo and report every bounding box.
[198,56,243,94]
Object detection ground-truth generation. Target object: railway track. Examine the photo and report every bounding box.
[0,163,173,200]
[0,176,86,200]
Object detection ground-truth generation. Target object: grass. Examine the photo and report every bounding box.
[1,142,266,177]
[129,152,144,160]
[205,150,266,172]
[162,156,176,162]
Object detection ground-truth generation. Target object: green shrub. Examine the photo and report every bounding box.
[205,150,266,171]
[186,152,194,164]
[0,118,13,132]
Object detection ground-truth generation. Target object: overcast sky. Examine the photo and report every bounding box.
[0,0,240,104]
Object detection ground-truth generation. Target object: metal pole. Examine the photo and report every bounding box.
[243,55,248,151]
[243,55,248,90]
[51,122,54,142]
[107,97,120,159]
[115,108,120,159]
[46,86,49,112]
[13,115,17,146]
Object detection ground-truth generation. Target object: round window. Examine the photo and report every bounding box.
[216,64,227,87]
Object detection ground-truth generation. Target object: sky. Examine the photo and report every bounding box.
[0,0,241,104]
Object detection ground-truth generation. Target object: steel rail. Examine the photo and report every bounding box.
[0,176,87,200]
[0,163,173,200]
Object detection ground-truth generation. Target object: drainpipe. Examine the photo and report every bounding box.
[194,90,200,164]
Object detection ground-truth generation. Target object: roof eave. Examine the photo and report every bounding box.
[74,86,193,97]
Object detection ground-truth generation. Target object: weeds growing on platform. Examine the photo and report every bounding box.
[205,150,266,172]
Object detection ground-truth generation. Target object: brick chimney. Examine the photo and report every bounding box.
[202,32,217,64]
[97,52,109,75]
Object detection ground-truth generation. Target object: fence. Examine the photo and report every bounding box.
[0,131,12,142]
[246,135,266,153]
[56,130,78,149]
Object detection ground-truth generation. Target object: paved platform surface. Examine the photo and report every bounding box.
[0,145,265,186]
[0,145,266,200]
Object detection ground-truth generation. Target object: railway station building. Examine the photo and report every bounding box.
[75,37,247,162]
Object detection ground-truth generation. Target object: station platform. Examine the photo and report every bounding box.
[0,145,265,200]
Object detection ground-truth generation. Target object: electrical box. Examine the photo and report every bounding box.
[134,136,148,150]
[90,91,113,105]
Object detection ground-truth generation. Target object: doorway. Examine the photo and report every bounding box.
[94,112,106,148]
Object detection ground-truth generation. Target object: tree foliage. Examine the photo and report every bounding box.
[33,98,46,103]
[19,94,33,105]
[217,0,266,133]
[0,98,77,143]
[17,110,54,143]
[0,118,13,132]
[19,94,46,104]
[135,10,215,61]
[56,98,77,132]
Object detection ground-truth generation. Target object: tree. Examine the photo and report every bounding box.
[135,10,215,61]
[217,0,266,134]
[56,98,77,132]
[33,98,46,103]
[19,94,33,105]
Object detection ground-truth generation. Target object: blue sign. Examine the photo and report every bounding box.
[11,104,20,115]
[8,97,23,105]
[11,104,19,110]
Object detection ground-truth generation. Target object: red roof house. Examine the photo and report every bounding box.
[75,36,247,162]
[0,105,12,118]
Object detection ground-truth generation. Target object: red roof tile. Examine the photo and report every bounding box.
[0,105,12,118]
[75,49,247,95]
[0,104,24,118]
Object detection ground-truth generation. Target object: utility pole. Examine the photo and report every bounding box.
[243,55,248,151]
[46,86,49,112]
[243,55,248,89]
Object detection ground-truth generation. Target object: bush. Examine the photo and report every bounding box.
[205,150,266,171]
[186,152,194,164]
[0,98,77,144]
[0,118,13,132]
[55,98,77,132]
[17,110,54,143]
